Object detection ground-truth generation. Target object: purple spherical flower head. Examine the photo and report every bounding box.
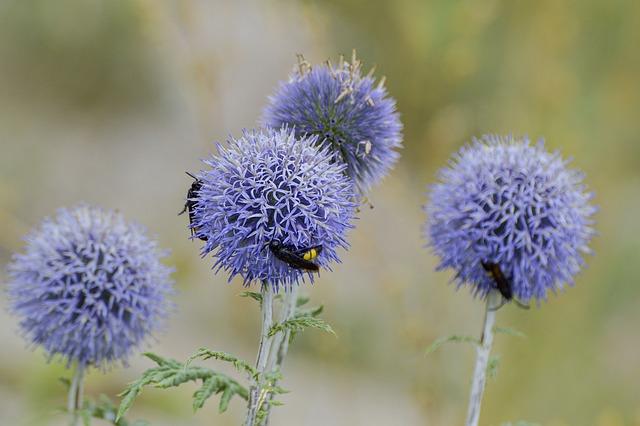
[7,205,174,368]
[193,127,357,290]
[262,53,402,192]
[426,135,596,303]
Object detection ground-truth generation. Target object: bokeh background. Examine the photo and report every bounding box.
[1,1,639,425]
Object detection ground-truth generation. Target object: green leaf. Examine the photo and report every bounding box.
[240,291,263,305]
[301,304,323,317]
[81,408,91,426]
[295,296,310,307]
[494,326,526,338]
[487,355,501,378]
[268,314,336,338]
[186,348,257,379]
[425,334,480,355]
[116,351,249,421]
[142,351,175,366]
[193,376,218,411]
[117,385,144,422]
[218,387,234,413]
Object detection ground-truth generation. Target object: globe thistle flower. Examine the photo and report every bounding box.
[426,135,596,303]
[7,205,174,368]
[261,52,402,192]
[193,127,356,290]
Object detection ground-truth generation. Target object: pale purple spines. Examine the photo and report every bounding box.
[262,54,402,192]
[426,135,596,303]
[7,205,174,368]
[193,127,357,290]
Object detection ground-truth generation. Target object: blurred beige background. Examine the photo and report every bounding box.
[1,1,639,425]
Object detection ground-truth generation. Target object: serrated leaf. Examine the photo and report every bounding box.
[493,326,526,338]
[268,315,336,338]
[187,348,257,379]
[425,334,480,355]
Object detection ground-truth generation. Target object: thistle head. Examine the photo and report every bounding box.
[7,205,174,368]
[193,127,357,290]
[426,135,596,303]
[261,52,402,192]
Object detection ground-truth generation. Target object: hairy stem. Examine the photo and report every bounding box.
[67,362,85,426]
[261,285,300,425]
[465,292,498,426]
[245,283,274,426]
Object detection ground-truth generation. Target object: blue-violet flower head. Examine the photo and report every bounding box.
[7,205,174,368]
[261,52,402,192]
[426,135,596,303]
[193,127,357,290]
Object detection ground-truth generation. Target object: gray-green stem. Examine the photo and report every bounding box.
[245,283,274,426]
[261,285,300,425]
[67,362,85,426]
[465,291,498,426]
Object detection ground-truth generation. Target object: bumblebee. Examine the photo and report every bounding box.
[481,261,529,309]
[179,172,207,241]
[268,240,323,271]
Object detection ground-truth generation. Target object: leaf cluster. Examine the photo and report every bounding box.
[116,352,248,421]
[116,295,336,422]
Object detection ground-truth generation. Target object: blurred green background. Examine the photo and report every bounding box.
[1,0,639,425]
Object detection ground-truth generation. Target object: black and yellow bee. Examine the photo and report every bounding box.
[481,261,529,309]
[268,240,323,271]
[179,172,207,241]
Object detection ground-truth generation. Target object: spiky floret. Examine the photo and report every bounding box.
[193,127,356,290]
[262,52,402,192]
[7,205,174,368]
[426,135,596,303]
